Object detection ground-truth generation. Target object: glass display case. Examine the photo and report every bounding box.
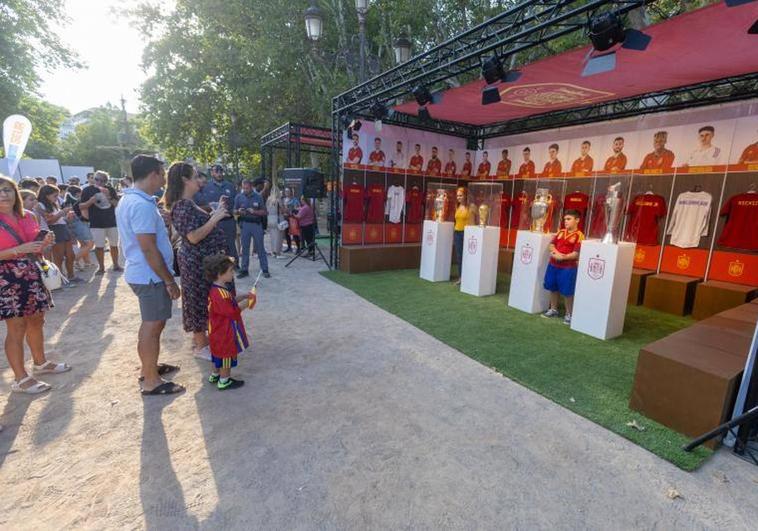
[425,182,458,223]
[587,175,632,241]
[467,181,503,228]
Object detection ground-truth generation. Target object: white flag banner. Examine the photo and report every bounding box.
[3,114,32,177]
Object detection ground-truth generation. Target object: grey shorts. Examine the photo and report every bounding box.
[129,281,173,322]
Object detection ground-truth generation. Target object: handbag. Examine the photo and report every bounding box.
[0,218,66,291]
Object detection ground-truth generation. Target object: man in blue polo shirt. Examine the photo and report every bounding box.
[116,154,184,396]
[197,164,238,264]
[234,177,271,278]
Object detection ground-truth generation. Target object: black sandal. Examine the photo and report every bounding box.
[138,363,180,382]
[141,381,185,396]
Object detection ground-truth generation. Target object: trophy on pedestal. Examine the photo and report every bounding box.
[434,189,448,222]
[601,182,624,244]
[478,203,490,227]
[530,188,552,232]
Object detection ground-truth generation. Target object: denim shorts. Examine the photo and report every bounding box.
[68,219,93,242]
[543,263,578,297]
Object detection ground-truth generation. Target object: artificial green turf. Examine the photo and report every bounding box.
[321,268,712,470]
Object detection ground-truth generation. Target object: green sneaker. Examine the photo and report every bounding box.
[217,378,244,391]
[208,373,220,384]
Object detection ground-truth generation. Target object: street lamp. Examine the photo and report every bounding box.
[393,32,412,64]
[354,0,369,14]
[304,0,323,41]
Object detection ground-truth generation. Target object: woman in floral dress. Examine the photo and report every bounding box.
[0,175,71,397]
[164,163,231,360]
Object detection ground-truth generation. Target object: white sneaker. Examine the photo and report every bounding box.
[193,345,212,361]
[563,314,572,325]
[541,308,560,319]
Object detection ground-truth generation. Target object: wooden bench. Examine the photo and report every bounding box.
[692,280,758,320]
[628,268,656,306]
[643,273,702,316]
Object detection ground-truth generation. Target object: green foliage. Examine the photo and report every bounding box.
[16,96,70,160]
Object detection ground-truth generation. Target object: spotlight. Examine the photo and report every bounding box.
[349,119,362,132]
[588,12,625,52]
[481,55,504,85]
[370,101,388,120]
[482,86,501,105]
[418,106,431,121]
[413,85,433,106]
[582,11,652,77]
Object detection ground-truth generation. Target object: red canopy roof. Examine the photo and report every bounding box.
[394,2,758,126]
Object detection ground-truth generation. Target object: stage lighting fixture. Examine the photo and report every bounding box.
[583,12,652,77]
[413,85,433,106]
[481,55,504,85]
[588,12,625,52]
[349,119,362,132]
[418,106,431,121]
[750,18,758,34]
[482,86,501,105]
[340,115,351,131]
[370,101,388,120]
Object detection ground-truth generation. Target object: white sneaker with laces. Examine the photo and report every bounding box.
[541,308,560,319]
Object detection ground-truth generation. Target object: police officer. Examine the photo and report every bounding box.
[197,165,238,264]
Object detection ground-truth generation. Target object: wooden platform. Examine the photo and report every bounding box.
[692,280,758,320]
[642,273,702,316]
[628,268,656,306]
[630,302,757,448]
[339,244,421,274]
[498,248,514,275]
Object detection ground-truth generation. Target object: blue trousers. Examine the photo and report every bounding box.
[454,230,464,274]
[219,219,238,262]
[240,222,268,273]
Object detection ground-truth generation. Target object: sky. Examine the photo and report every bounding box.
[39,0,153,115]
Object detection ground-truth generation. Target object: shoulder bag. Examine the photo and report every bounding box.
[0,218,65,291]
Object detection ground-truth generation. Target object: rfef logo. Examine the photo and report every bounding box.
[520,244,533,265]
[588,255,606,280]
[425,230,434,245]
[467,236,478,255]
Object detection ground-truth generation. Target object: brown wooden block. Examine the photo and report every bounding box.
[339,244,421,274]
[628,268,656,306]
[642,273,702,316]
[692,281,758,320]
[498,248,514,274]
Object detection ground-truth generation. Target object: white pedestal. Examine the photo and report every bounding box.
[460,226,500,296]
[508,230,553,313]
[419,220,454,282]
[571,240,635,340]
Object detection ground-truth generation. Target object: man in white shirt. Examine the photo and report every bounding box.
[389,140,405,170]
[685,126,723,167]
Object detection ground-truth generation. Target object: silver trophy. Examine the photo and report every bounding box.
[530,188,552,232]
[601,182,624,244]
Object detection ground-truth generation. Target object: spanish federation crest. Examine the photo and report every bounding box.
[467,236,478,255]
[425,229,435,245]
[520,244,533,265]
[728,260,744,278]
[587,255,605,280]
[634,248,646,264]
[676,254,691,270]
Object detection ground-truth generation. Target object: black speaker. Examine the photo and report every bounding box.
[282,168,325,199]
[466,137,480,151]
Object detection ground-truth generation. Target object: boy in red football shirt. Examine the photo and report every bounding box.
[203,254,256,390]
[542,210,584,325]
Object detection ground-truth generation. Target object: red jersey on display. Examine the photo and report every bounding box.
[510,191,529,228]
[604,153,627,172]
[365,184,386,223]
[426,158,442,176]
[739,143,758,164]
[570,156,593,174]
[461,160,472,177]
[496,159,511,177]
[499,193,511,227]
[208,285,249,358]
[625,193,667,245]
[543,159,562,177]
[549,229,584,269]
[347,146,363,164]
[444,161,457,177]
[517,160,536,178]
[717,192,758,250]
[640,150,675,171]
[368,150,385,165]
[342,183,365,223]
[588,195,607,239]
[477,161,491,178]
[406,186,424,224]
[561,192,589,232]
[408,154,424,171]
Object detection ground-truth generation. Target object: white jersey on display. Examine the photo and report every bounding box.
[666,190,712,248]
[385,185,405,224]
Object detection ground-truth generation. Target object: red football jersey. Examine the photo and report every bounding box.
[625,193,667,245]
[408,154,424,171]
[406,186,424,224]
[368,150,385,165]
[739,143,758,164]
[510,191,529,229]
[588,195,607,239]
[604,153,627,172]
[208,284,249,358]
[570,156,593,174]
[477,161,491,178]
[640,149,675,170]
[461,161,472,177]
[365,183,386,223]
[444,161,457,177]
[543,159,562,177]
[426,158,442,176]
[499,193,511,228]
[496,159,511,177]
[347,146,363,164]
[717,192,758,250]
[517,160,536,178]
[561,192,589,232]
[342,183,365,223]
[549,229,584,268]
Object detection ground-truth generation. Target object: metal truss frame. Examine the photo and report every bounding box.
[259,122,332,180]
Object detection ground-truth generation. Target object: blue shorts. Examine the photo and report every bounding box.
[212,355,238,369]
[68,219,93,242]
[543,263,578,297]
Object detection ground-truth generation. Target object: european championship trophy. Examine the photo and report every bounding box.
[434,189,447,222]
[478,203,490,227]
[601,182,624,244]
[530,188,551,232]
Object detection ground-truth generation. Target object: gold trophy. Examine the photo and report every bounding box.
[530,188,552,232]
[478,203,490,227]
[434,189,447,222]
